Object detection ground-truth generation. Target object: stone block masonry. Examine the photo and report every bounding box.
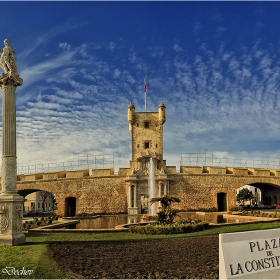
[11,165,280,216]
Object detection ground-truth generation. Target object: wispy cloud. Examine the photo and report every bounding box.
[19,20,88,59]
[1,2,279,171]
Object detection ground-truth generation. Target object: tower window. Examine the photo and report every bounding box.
[144,142,150,149]
[144,121,150,128]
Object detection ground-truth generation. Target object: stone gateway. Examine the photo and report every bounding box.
[14,103,280,217]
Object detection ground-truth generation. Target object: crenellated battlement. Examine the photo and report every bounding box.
[180,166,280,176]
[12,165,280,183]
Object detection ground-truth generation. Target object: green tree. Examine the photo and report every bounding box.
[150,195,181,224]
[236,188,253,205]
[38,191,50,210]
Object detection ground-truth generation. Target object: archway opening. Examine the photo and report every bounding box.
[236,183,280,209]
[65,197,76,217]
[236,185,261,208]
[217,192,227,211]
[18,189,56,215]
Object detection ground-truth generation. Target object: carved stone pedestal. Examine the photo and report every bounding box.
[0,194,26,245]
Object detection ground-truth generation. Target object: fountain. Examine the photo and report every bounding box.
[148,157,156,215]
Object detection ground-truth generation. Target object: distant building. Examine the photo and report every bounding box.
[236,185,262,205]
[24,191,54,212]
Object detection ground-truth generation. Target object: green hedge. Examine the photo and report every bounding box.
[179,207,217,212]
[129,221,209,235]
[241,210,280,218]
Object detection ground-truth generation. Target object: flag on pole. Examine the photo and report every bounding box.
[144,78,147,93]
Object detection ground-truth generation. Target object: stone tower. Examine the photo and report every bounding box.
[126,102,169,214]
[127,102,166,170]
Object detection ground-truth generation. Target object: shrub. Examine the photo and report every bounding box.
[128,221,209,235]
[22,215,56,230]
[180,207,217,212]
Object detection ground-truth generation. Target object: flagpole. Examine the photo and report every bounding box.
[144,78,147,112]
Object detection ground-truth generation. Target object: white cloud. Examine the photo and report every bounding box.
[108,42,116,52]
[5,26,280,172]
[192,21,202,34]
[59,42,71,51]
[173,44,183,52]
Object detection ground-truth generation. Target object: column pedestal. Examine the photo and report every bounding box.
[0,194,26,245]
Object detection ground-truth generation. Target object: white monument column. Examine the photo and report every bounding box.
[0,39,25,245]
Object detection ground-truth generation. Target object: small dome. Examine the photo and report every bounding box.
[158,102,166,109]
[127,103,135,109]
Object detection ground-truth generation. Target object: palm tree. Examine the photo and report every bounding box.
[150,195,181,224]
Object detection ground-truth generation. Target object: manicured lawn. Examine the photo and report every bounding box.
[0,221,279,279]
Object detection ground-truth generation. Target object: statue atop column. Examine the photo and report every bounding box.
[0,39,25,245]
[0,39,22,86]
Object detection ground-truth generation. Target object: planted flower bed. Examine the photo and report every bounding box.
[129,220,209,235]
[130,195,209,234]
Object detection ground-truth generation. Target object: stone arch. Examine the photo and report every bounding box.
[18,188,41,197]
[250,182,280,206]
[236,182,280,207]
[18,188,55,212]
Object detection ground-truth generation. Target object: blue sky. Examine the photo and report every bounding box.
[2,1,280,172]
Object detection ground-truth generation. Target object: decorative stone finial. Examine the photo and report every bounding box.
[0,39,23,86]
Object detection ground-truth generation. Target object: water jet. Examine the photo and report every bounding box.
[148,157,156,215]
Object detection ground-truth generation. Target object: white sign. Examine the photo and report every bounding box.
[219,228,280,279]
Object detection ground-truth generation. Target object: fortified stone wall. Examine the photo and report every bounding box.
[170,166,280,210]
[15,170,128,216]
[10,166,280,216]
